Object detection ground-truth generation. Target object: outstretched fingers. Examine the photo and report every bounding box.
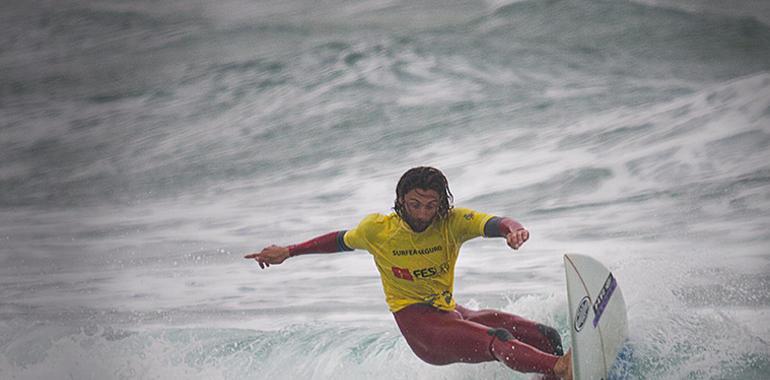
[244,250,267,269]
[244,245,288,270]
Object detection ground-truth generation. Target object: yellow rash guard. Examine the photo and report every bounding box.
[343,207,494,312]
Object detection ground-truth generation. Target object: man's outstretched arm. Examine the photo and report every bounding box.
[484,217,530,250]
[244,231,354,269]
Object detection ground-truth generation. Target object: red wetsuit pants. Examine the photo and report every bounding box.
[393,303,563,376]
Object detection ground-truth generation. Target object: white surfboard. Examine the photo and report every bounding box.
[564,254,631,380]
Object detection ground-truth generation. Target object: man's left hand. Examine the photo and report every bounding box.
[506,228,529,250]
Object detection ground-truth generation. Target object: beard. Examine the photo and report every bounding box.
[404,214,435,232]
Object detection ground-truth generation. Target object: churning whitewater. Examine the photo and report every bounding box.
[1,0,769,379]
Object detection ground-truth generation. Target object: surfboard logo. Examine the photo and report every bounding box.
[592,273,617,327]
[574,296,590,332]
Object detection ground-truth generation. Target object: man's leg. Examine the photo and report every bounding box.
[455,304,564,356]
[393,304,559,375]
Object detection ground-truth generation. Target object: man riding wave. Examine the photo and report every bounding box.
[245,166,572,379]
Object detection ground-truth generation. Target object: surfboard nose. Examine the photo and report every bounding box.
[564,254,630,380]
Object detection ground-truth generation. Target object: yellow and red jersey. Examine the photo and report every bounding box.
[344,207,494,312]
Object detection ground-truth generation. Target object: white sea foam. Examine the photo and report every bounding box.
[2,0,769,378]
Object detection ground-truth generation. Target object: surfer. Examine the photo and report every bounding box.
[245,166,572,379]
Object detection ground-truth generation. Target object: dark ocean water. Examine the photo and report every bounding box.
[1,0,769,378]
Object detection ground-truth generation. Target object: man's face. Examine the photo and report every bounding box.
[401,188,440,232]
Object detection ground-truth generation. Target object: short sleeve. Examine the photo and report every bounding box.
[448,207,495,243]
[343,213,380,251]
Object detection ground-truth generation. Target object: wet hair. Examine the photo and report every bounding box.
[393,166,454,220]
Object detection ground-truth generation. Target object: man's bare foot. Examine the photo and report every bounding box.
[552,349,572,380]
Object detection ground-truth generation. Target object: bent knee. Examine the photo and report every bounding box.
[536,324,564,356]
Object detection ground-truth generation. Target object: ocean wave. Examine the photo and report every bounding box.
[0,322,525,380]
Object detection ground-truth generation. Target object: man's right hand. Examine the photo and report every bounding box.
[244,245,290,269]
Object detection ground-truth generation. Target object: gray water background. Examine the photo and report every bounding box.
[1,0,770,378]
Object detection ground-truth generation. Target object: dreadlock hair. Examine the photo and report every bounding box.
[393,166,454,220]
